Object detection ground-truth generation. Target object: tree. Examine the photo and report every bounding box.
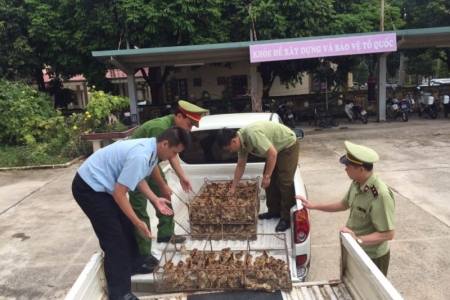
[0,0,48,91]
[401,0,450,73]
[0,0,413,106]
[404,50,437,84]
[330,0,405,87]
[237,0,335,100]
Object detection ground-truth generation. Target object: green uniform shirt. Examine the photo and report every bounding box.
[342,173,395,258]
[237,121,296,158]
[131,115,175,162]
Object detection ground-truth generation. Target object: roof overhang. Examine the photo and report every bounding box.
[92,27,450,73]
[395,27,450,49]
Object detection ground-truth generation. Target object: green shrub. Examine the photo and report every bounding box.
[0,79,58,145]
[84,87,130,132]
[0,81,131,167]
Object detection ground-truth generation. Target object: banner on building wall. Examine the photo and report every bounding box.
[249,33,397,63]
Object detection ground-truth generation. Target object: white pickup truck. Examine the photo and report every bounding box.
[66,113,403,300]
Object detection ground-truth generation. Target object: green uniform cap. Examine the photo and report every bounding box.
[178,100,209,122]
[339,141,379,165]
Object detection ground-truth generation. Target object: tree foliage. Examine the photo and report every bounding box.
[401,0,450,74]
[3,0,443,102]
[228,0,335,99]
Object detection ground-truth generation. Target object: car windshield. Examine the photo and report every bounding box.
[179,129,266,164]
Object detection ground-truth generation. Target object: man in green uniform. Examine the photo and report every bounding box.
[129,100,209,255]
[296,141,395,276]
[217,121,300,232]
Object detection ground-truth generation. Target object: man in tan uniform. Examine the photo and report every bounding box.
[297,141,395,276]
[217,121,300,232]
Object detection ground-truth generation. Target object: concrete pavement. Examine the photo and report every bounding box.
[1,116,450,299]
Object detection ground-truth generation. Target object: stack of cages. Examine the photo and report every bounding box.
[188,178,260,240]
[153,234,292,293]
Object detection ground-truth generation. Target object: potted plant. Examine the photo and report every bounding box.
[79,87,137,151]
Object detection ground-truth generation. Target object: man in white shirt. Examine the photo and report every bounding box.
[72,127,191,300]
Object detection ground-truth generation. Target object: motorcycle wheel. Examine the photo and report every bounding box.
[418,109,423,117]
[402,112,408,122]
[331,118,339,127]
[430,107,438,119]
[361,115,368,124]
[386,106,395,118]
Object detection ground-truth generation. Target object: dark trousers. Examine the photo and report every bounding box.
[371,250,390,276]
[71,173,145,299]
[129,164,174,255]
[265,139,300,221]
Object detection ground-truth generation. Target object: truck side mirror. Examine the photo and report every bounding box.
[293,128,304,139]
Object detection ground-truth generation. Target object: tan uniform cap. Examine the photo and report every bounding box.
[339,141,379,165]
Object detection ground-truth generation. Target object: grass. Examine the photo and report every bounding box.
[0,144,81,168]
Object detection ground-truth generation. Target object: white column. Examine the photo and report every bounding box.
[377,53,390,121]
[127,73,140,125]
[76,85,84,108]
[250,63,260,112]
[83,83,89,106]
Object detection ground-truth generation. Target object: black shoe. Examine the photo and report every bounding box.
[131,258,158,275]
[258,212,281,220]
[275,219,290,232]
[157,235,186,244]
[144,254,159,265]
[114,292,140,300]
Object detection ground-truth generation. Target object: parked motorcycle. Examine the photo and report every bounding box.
[386,96,408,122]
[418,92,438,119]
[441,95,449,118]
[344,99,368,124]
[277,102,296,128]
[404,93,415,113]
[161,104,173,117]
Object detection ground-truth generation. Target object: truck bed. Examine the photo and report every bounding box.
[131,165,299,287]
[136,280,356,300]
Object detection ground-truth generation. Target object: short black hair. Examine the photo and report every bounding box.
[217,127,237,149]
[173,107,183,116]
[350,163,373,171]
[157,126,191,150]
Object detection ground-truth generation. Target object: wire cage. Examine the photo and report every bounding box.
[189,219,258,240]
[188,178,260,225]
[153,234,292,293]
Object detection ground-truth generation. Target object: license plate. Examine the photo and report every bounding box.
[361,110,367,115]
[288,114,294,119]
[401,104,407,109]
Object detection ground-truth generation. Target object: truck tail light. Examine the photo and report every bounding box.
[293,207,310,243]
[296,254,308,265]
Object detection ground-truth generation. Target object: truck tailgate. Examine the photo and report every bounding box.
[136,281,353,300]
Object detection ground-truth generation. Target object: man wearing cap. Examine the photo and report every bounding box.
[296,141,395,276]
[217,121,300,233]
[129,100,208,254]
